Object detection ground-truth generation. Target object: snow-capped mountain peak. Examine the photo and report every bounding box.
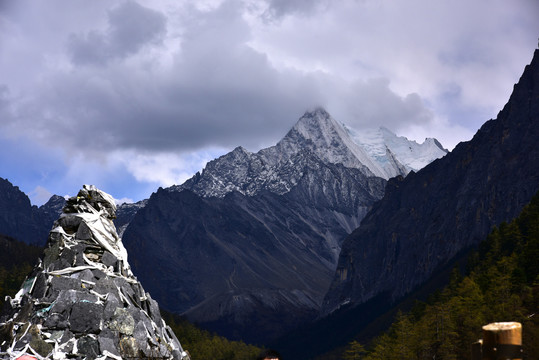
[173,108,447,198]
[290,108,344,147]
[270,108,387,178]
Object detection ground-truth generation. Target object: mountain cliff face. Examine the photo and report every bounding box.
[322,49,539,316]
[0,178,51,245]
[115,200,148,238]
[123,108,445,343]
[0,185,189,359]
[0,106,446,345]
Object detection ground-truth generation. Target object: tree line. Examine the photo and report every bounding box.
[0,234,41,309]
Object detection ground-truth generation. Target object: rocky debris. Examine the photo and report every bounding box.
[0,185,189,360]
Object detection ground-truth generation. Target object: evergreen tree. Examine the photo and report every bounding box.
[342,340,366,360]
[351,191,539,360]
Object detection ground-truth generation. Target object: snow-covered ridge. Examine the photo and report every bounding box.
[347,126,448,177]
[172,108,447,197]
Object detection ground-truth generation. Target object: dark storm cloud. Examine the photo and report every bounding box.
[14,1,325,154]
[28,1,431,157]
[3,0,535,158]
[25,0,434,156]
[329,78,434,132]
[68,1,166,65]
[0,84,8,104]
[0,0,14,13]
[36,50,323,153]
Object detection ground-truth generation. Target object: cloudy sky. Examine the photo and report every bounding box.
[1,0,538,205]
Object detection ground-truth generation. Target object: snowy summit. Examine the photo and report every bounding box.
[174,108,447,198]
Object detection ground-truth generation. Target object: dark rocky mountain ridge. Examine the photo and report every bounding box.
[0,178,147,246]
[322,49,539,315]
[114,199,149,238]
[0,178,57,245]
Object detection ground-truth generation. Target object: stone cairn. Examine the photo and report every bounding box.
[0,185,190,360]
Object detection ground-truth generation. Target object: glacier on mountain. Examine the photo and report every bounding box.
[347,126,448,178]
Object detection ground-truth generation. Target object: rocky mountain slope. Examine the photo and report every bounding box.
[322,49,539,316]
[122,108,445,343]
[0,178,55,245]
[114,199,148,238]
[0,185,189,359]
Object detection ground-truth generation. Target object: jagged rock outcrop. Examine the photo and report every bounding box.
[322,49,539,315]
[174,108,383,198]
[0,185,189,359]
[39,195,67,226]
[174,109,447,199]
[175,109,420,199]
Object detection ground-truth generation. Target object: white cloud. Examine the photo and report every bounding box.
[115,197,135,205]
[248,0,539,132]
[29,186,53,206]
[398,117,475,151]
[116,148,226,188]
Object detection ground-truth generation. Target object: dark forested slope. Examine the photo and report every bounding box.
[340,190,539,360]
